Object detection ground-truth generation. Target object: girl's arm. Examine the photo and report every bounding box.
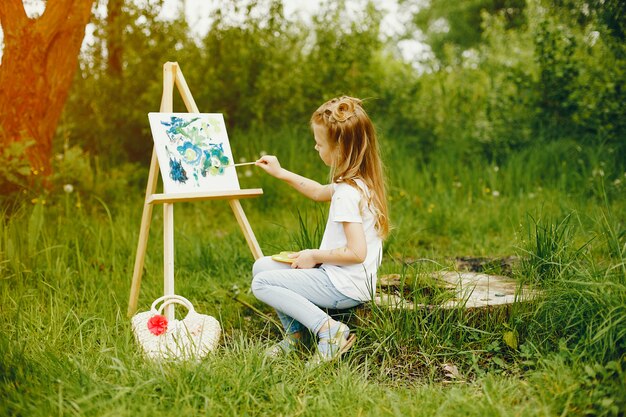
[255,155,332,202]
[290,222,367,269]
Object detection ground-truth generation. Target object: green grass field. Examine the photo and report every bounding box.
[1,132,625,416]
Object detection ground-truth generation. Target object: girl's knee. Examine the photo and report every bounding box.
[252,256,274,277]
[250,272,268,297]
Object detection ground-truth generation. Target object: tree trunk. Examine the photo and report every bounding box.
[0,0,94,178]
[106,0,124,77]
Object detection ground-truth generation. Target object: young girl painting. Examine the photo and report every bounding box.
[251,96,389,363]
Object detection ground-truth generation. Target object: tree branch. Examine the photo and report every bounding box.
[36,0,94,44]
[67,0,96,27]
[0,0,28,35]
[38,0,74,40]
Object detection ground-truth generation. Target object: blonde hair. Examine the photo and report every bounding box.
[310,96,390,239]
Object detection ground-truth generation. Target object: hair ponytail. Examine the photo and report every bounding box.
[311,96,390,239]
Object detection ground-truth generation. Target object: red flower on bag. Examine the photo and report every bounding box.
[147,314,168,335]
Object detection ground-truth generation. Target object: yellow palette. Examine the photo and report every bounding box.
[271,251,296,264]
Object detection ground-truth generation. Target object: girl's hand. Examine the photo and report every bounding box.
[255,155,283,178]
[289,249,318,269]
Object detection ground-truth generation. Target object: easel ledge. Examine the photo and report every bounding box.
[147,189,263,204]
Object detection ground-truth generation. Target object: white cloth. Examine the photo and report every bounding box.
[319,179,382,301]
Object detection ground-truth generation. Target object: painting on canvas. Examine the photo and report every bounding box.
[148,113,241,194]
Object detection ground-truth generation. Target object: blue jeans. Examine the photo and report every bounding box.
[251,256,361,334]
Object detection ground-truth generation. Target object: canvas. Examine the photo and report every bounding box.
[148,113,241,193]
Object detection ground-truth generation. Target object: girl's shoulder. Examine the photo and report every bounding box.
[335,177,369,191]
[333,177,370,199]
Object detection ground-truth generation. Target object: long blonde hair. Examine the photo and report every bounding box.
[310,96,390,239]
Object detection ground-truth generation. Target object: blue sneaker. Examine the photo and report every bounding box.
[265,333,302,358]
[308,323,356,366]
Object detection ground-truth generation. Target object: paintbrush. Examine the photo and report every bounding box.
[211,160,257,168]
[224,161,257,168]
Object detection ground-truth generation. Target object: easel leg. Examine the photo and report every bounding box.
[163,202,175,320]
[127,201,153,316]
[128,149,159,317]
[229,199,263,260]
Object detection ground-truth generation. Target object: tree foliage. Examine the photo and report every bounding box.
[62,0,386,163]
[384,0,625,160]
[407,0,526,62]
[8,0,623,197]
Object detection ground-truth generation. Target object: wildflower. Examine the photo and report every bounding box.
[147,315,168,335]
[592,168,605,177]
[613,178,622,186]
[31,198,38,204]
[239,157,247,163]
[244,169,253,177]
[231,284,241,296]
[492,190,500,197]
[484,187,491,194]
[259,150,268,157]
[63,184,74,194]
[453,181,462,188]
[493,166,499,172]
[427,203,435,213]
[585,30,599,47]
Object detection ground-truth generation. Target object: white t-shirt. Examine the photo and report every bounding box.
[319,179,383,301]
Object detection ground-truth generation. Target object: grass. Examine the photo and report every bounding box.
[1,132,625,416]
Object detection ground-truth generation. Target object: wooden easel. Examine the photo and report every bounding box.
[127,62,263,319]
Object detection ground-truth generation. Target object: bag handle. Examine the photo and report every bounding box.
[150,294,195,316]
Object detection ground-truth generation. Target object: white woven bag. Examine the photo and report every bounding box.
[131,294,221,360]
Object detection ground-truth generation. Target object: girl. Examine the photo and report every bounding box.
[251,96,389,363]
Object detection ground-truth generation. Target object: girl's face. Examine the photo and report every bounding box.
[312,123,335,166]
